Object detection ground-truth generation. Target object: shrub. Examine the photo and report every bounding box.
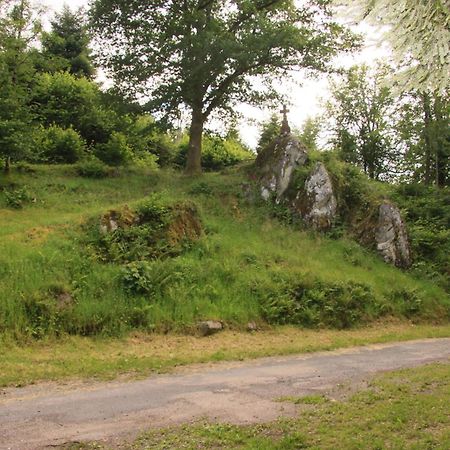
[260,278,381,329]
[94,132,133,166]
[188,181,213,196]
[3,186,33,209]
[175,134,253,171]
[136,195,171,223]
[35,125,86,163]
[132,152,159,171]
[76,157,110,178]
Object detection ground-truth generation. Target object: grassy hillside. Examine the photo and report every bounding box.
[0,165,448,341]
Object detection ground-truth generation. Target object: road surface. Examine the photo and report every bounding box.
[1,338,449,449]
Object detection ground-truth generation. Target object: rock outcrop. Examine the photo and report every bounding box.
[301,162,337,230]
[255,134,308,202]
[253,116,412,268]
[375,202,412,268]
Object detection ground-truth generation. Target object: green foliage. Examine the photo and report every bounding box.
[326,65,398,180]
[0,1,39,165]
[176,134,253,171]
[76,157,110,179]
[388,289,425,319]
[125,115,175,167]
[40,6,94,78]
[88,196,200,264]
[90,0,357,172]
[121,260,184,297]
[260,278,381,329]
[136,195,171,223]
[257,114,281,154]
[94,132,132,167]
[334,0,450,94]
[298,116,321,152]
[34,125,86,164]
[0,167,448,341]
[393,183,450,290]
[188,181,213,196]
[396,91,449,187]
[3,186,33,208]
[31,72,117,145]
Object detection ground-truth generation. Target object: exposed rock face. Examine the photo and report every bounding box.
[167,203,203,246]
[293,162,337,231]
[375,202,412,268]
[255,134,308,201]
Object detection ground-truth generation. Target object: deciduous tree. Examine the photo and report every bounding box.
[90,0,357,174]
[326,65,397,180]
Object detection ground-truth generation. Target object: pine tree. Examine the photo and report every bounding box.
[40,6,94,78]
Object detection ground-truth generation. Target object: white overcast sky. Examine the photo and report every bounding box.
[41,0,390,148]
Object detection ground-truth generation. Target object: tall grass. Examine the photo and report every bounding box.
[0,165,448,341]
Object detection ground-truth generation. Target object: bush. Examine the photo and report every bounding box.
[132,152,159,171]
[94,132,133,166]
[3,186,34,209]
[393,184,450,291]
[35,125,86,163]
[76,157,110,178]
[175,134,253,171]
[260,278,381,329]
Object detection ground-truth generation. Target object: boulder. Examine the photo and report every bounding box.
[375,202,412,268]
[255,134,308,202]
[293,162,337,231]
[198,320,223,336]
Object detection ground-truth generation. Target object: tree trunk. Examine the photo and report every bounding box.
[433,95,448,187]
[185,106,204,175]
[422,93,433,185]
[4,157,11,173]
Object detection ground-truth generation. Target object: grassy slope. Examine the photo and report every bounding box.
[0,165,449,340]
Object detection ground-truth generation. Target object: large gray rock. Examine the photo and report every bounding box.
[198,320,223,336]
[296,162,337,230]
[375,202,412,268]
[255,134,308,202]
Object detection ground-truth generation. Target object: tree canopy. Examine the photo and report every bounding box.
[333,0,450,94]
[39,6,94,78]
[90,0,357,173]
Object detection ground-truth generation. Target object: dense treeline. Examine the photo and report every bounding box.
[0,1,252,174]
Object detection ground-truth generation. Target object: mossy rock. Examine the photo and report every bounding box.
[91,199,203,263]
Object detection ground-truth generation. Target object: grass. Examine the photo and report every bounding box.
[1,322,449,387]
[0,164,449,340]
[108,362,450,449]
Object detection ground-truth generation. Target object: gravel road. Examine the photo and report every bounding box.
[1,338,449,449]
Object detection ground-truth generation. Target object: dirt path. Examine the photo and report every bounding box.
[1,338,449,450]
